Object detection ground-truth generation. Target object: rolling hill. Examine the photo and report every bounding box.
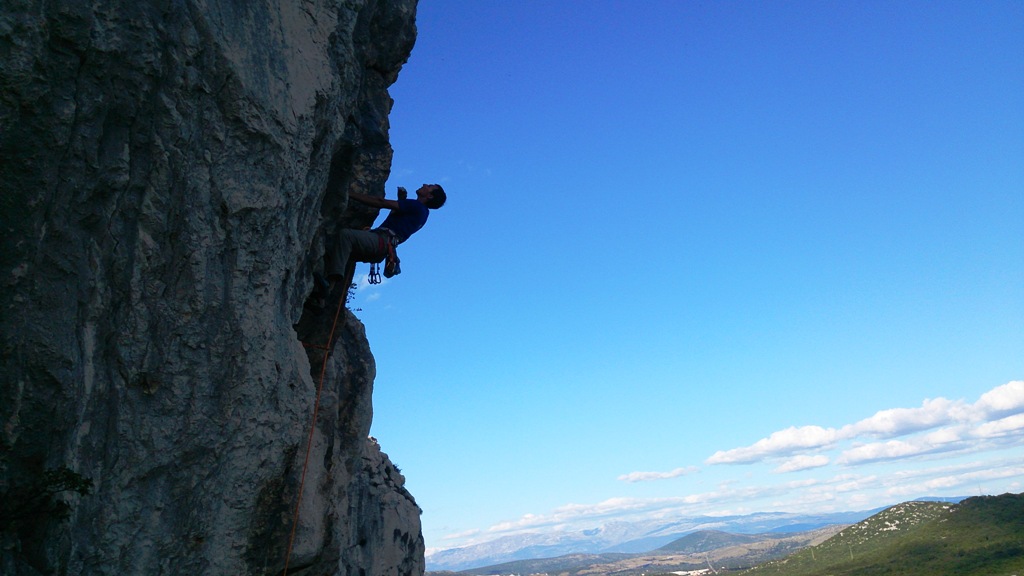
[738,492,1024,576]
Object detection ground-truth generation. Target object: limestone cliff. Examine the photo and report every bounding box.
[0,1,423,574]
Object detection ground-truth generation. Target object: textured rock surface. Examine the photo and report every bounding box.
[0,1,423,574]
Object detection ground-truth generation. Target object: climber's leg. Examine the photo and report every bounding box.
[325,229,385,281]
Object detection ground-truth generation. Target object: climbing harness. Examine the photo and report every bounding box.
[283,286,347,576]
[368,229,400,285]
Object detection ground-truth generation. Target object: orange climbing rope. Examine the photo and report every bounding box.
[282,287,348,576]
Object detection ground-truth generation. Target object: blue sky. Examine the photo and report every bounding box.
[352,0,1023,553]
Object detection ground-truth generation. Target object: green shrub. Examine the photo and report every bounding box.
[0,466,93,532]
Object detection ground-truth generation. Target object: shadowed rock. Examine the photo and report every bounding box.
[1,1,423,574]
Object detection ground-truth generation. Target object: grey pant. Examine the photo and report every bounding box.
[325,229,387,279]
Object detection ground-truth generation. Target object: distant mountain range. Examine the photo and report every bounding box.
[427,493,1022,576]
[444,526,847,576]
[425,506,905,571]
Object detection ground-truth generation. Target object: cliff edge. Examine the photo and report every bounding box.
[0,1,423,574]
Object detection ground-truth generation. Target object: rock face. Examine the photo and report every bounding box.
[0,1,423,575]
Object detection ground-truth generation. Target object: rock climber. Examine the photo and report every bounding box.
[311,183,446,308]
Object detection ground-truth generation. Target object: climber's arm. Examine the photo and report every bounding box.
[349,192,400,211]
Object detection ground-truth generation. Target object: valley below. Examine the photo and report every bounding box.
[428,493,1024,576]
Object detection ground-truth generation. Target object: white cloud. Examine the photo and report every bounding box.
[439,527,483,542]
[707,381,1024,468]
[485,512,548,534]
[706,425,838,464]
[975,381,1024,419]
[841,397,969,439]
[774,455,830,473]
[831,474,880,494]
[884,462,1024,498]
[551,497,678,519]
[923,425,966,445]
[973,413,1024,439]
[837,439,941,465]
[618,467,698,483]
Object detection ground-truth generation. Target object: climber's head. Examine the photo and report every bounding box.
[418,184,446,209]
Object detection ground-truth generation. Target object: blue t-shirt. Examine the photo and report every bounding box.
[379,199,429,243]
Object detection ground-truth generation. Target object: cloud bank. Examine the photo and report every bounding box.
[445,455,1024,549]
[704,381,1024,468]
[442,382,1024,551]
